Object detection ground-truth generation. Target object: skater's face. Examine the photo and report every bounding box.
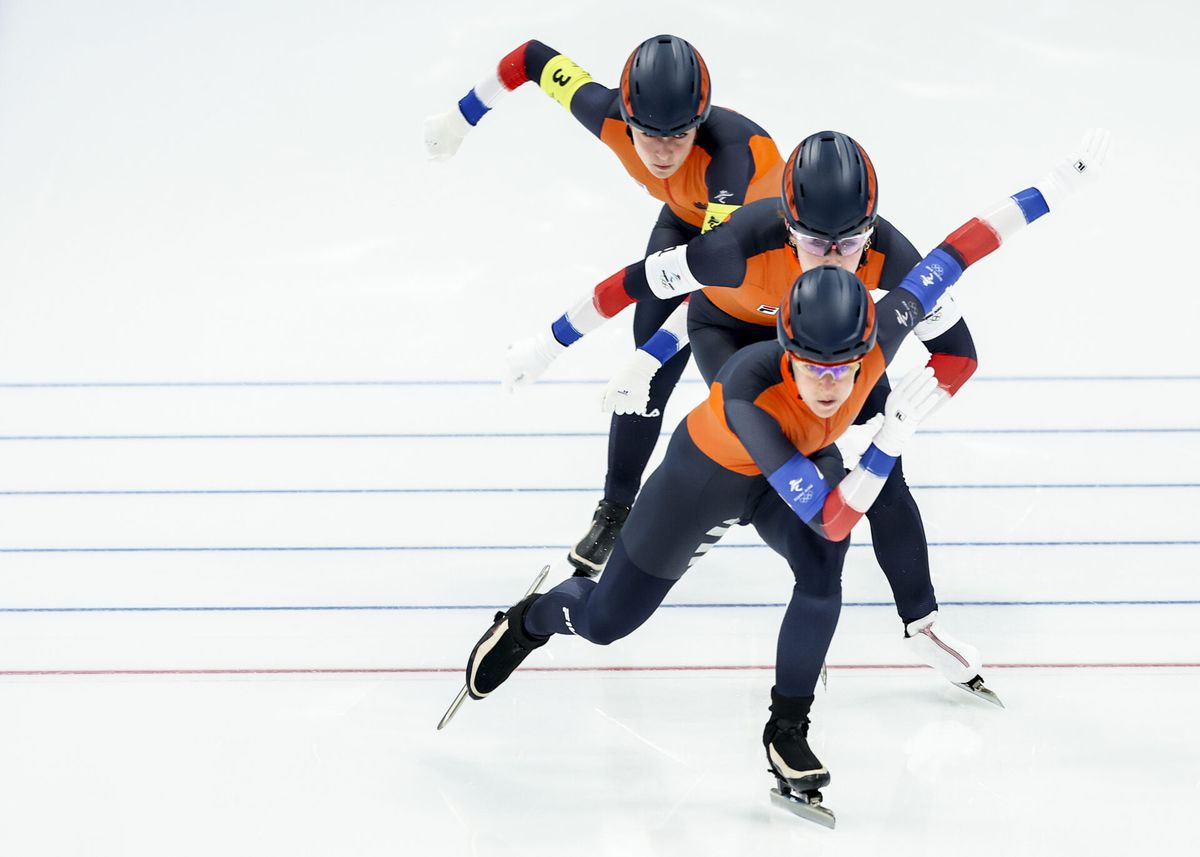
[631,127,697,179]
[790,357,860,417]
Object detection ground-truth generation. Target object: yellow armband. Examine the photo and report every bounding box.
[539,54,594,110]
[701,202,740,233]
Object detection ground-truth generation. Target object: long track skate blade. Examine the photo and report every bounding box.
[820,661,828,691]
[524,564,551,597]
[955,678,1005,709]
[437,685,469,731]
[770,788,836,828]
[436,565,552,731]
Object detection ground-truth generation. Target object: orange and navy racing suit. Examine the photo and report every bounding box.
[521,183,1053,698]
[552,198,977,624]
[452,39,783,506]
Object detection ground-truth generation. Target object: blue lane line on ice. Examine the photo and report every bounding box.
[3,599,1198,614]
[1,540,1197,554]
[1,375,1198,389]
[0,427,1196,441]
[0,482,1196,497]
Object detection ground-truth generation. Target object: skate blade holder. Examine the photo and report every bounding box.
[770,787,836,828]
[436,564,552,731]
[954,675,1005,709]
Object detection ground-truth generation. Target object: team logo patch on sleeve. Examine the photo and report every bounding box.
[788,479,815,504]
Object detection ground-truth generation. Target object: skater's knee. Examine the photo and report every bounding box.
[791,570,841,601]
[579,611,637,646]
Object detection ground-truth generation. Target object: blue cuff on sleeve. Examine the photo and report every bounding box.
[551,314,583,347]
[897,248,965,315]
[640,330,680,365]
[1011,187,1050,223]
[859,444,898,478]
[766,452,831,523]
[457,90,488,126]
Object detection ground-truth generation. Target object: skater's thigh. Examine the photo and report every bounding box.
[620,427,753,581]
[751,483,849,597]
[687,294,774,386]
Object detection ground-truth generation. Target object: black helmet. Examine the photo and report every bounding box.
[619,35,712,136]
[782,131,878,240]
[777,266,877,364]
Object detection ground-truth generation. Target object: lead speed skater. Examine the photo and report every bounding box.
[440,129,1111,827]
[503,129,999,702]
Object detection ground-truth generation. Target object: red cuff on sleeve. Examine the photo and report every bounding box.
[594,268,635,318]
[820,489,861,542]
[926,353,978,396]
[498,42,532,90]
[944,218,1002,267]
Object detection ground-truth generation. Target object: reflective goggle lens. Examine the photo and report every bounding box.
[793,359,862,381]
[790,227,874,258]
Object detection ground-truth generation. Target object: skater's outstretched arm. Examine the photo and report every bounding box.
[424,40,616,159]
[503,201,773,392]
[873,221,979,409]
[737,129,1113,539]
[881,128,1112,349]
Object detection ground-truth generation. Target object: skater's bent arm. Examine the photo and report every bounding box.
[875,223,979,401]
[722,399,861,542]
[545,219,750,350]
[876,177,1071,361]
[919,313,978,402]
[451,40,614,138]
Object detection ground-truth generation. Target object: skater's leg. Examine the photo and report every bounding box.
[856,376,938,625]
[751,482,844,826]
[750,473,850,698]
[571,207,697,573]
[601,303,690,508]
[864,455,938,624]
[856,380,997,702]
[686,291,763,386]
[525,539,676,644]
[547,426,751,640]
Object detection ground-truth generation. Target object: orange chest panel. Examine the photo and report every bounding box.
[703,246,888,327]
[703,245,798,325]
[686,348,887,476]
[601,119,710,227]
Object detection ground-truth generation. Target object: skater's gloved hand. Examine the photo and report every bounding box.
[601,349,661,416]
[834,413,884,470]
[871,367,942,457]
[1036,128,1113,209]
[423,110,472,161]
[503,328,566,393]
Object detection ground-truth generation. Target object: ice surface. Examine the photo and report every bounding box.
[0,2,1197,855]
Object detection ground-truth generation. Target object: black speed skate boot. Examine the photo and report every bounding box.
[567,499,631,577]
[764,688,836,828]
[438,566,550,730]
[465,593,549,700]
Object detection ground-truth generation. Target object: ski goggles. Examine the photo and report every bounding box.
[789,226,874,258]
[791,358,862,381]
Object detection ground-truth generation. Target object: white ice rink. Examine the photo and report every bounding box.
[1,1,1198,854]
